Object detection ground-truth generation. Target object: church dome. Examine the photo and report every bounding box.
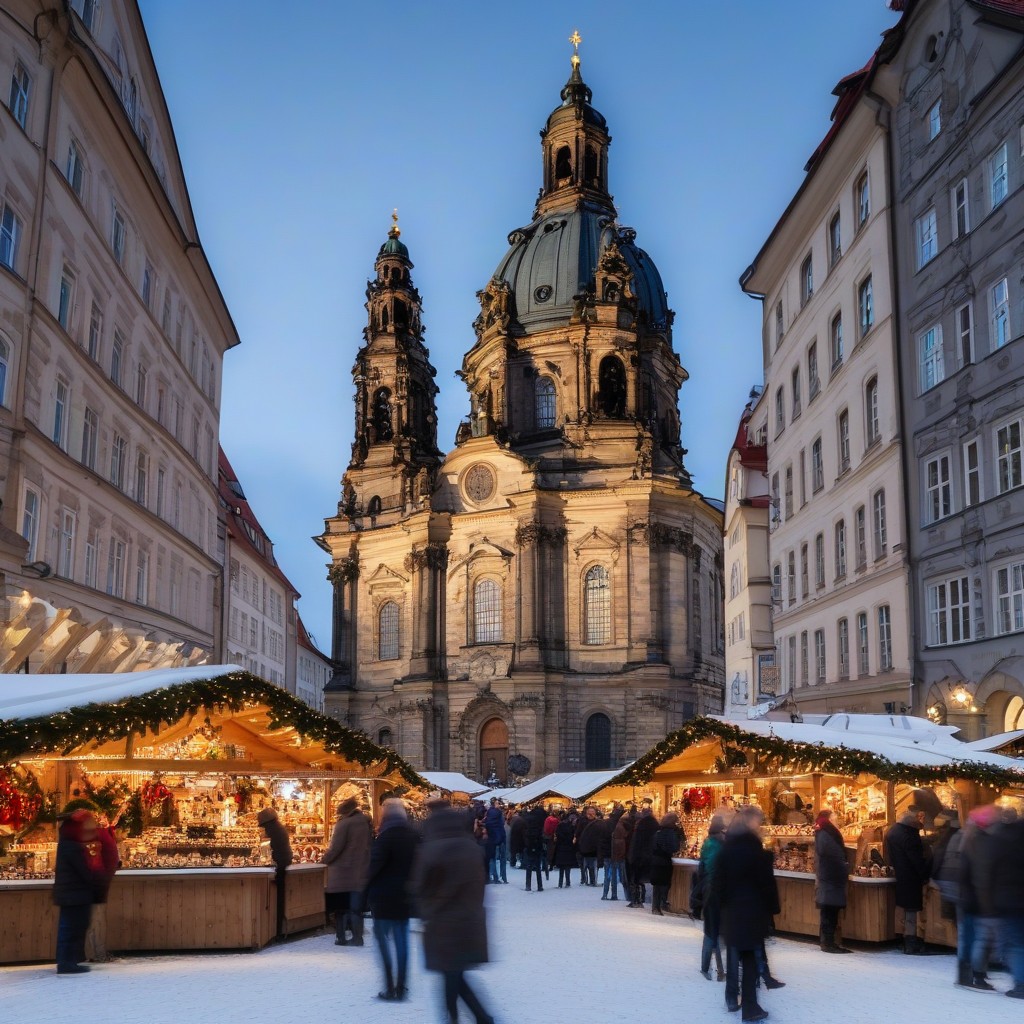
[493,207,669,335]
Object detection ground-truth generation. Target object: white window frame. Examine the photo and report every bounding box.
[856,170,870,229]
[136,549,149,605]
[859,276,874,338]
[855,505,867,569]
[58,269,74,331]
[814,628,826,683]
[917,208,938,268]
[808,343,820,399]
[57,509,75,579]
[866,377,880,445]
[66,139,84,197]
[951,178,969,240]
[996,560,1024,636]
[801,253,813,306]
[919,324,944,393]
[21,488,39,562]
[928,100,941,140]
[838,409,850,472]
[830,312,843,369]
[957,302,974,366]
[828,211,841,267]
[838,618,850,678]
[111,207,126,264]
[991,278,1010,350]
[815,532,825,588]
[53,378,69,449]
[878,605,893,671]
[927,575,971,646]
[857,611,869,675]
[9,62,30,128]
[996,416,1023,494]
[1,203,21,272]
[0,335,8,408]
[811,437,824,492]
[964,437,983,507]
[873,489,887,559]
[835,518,847,577]
[924,453,952,524]
[990,143,1008,208]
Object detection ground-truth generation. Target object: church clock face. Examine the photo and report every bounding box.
[463,464,496,504]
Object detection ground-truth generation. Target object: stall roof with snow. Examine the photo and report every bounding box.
[0,666,424,786]
[606,715,1024,790]
[420,772,491,797]
[501,769,627,805]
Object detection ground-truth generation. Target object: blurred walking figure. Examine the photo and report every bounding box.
[714,805,779,1022]
[543,806,559,880]
[594,811,615,899]
[553,811,577,887]
[993,808,1024,999]
[957,804,1003,990]
[323,796,373,946]
[813,809,851,953]
[612,808,635,904]
[508,809,525,870]
[366,799,420,1002]
[53,809,105,974]
[577,806,600,885]
[258,807,293,937]
[697,814,726,981]
[628,801,658,907]
[885,801,931,954]
[930,809,968,985]
[483,799,507,884]
[523,804,546,892]
[413,806,494,1024]
[85,809,121,962]
[650,812,683,915]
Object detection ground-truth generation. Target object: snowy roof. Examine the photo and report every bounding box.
[0,665,245,721]
[477,787,520,802]
[502,769,627,804]
[420,772,491,796]
[963,730,1024,752]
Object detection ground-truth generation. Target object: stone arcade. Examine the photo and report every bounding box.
[316,54,725,782]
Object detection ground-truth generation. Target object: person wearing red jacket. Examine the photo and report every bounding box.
[85,814,121,962]
[53,810,106,973]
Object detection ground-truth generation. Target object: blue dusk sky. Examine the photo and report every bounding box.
[137,0,899,648]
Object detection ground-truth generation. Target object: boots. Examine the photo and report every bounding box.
[956,961,972,987]
[903,935,926,955]
[968,972,995,992]
[344,911,364,946]
[820,922,851,954]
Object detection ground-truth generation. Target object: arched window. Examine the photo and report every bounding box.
[367,495,382,516]
[479,717,508,784]
[585,712,612,770]
[597,355,626,418]
[378,601,399,660]
[378,727,393,748]
[371,387,393,442]
[0,336,8,408]
[584,145,599,185]
[584,565,611,645]
[473,578,501,643]
[555,145,572,180]
[1005,694,1024,732]
[535,376,556,430]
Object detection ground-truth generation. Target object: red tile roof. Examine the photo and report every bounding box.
[296,613,329,660]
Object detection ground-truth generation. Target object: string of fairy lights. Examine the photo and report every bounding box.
[610,718,1024,791]
[0,671,425,788]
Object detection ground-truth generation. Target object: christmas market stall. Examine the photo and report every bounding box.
[605,714,1024,943]
[0,667,423,964]
[497,769,628,808]
[420,772,492,802]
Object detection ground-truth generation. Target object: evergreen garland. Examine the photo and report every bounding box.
[610,717,1024,791]
[0,671,424,787]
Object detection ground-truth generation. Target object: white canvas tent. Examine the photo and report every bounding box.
[420,772,491,797]
[499,769,626,805]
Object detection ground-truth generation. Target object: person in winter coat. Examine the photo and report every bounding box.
[628,803,659,907]
[649,812,683,915]
[991,813,1024,999]
[885,803,931,954]
[611,811,634,903]
[930,810,969,986]
[594,815,616,899]
[698,814,726,981]
[713,806,779,1023]
[482,800,506,884]
[957,803,1003,990]
[53,810,106,974]
[523,804,547,892]
[323,797,373,946]
[366,800,421,1002]
[508,811,526,870]
[543,807,559,878]
[553,812,578,887]
[577,808,601,886]
[412,807,493,1024]
[258,807,294,937]
[84,811,121,962]
[813,809,851,953]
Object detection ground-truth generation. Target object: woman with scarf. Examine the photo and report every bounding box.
[814,808,852,953]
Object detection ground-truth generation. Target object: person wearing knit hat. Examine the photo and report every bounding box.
[323,795,373,946]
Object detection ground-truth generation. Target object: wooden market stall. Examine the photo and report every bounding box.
[604,714,1024,944]
[0,667,424,964]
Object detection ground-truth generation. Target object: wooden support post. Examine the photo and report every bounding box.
[812,773,822,815]
[886,781,896,824]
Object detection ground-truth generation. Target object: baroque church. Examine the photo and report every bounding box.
[316,52,725,783]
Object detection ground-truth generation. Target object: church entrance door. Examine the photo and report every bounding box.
[479,717,509,785]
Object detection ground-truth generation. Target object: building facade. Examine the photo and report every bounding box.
[219,449,297,690]
[723,388,775,715]
[0,0,238,672]
[877,0,1024,738]
[296,614,331,712]
[318,57,725,782]
[741,64,914,715]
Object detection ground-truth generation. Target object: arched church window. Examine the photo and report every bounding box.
[584,145,599,185]
[535,376,556,430]
[473,578,501,643]
[378,727,393,748]
[585,712,612,769]
[367,494,382,517]
[555,145,572,180]
[598,355,626,418]
[378,601,399,660]
[371,387,393,441]
[584,565,611,645]
[394,299,408,326]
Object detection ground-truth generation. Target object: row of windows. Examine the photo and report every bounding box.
[779,606,893,690]
[926,561,1024,648]
[772,490,888,606]
[228,559,284,624]
[228,606,284,661]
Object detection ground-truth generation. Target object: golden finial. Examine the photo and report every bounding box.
[569,29,581,68]
[390,207,400,238]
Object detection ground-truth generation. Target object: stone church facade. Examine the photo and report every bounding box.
[317,57,725,783]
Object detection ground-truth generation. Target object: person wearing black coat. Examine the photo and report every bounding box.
[992,816,1024,999]
[649,813,683,915]
[258,808,294,937]
[885,807,931,954]
[366,800,421,1001]
[53,810,104,974]
[523,805,546,892]
[713,806,779,1023]
[627,805,659,907]
[577,809,601,886]
[813,809,851,953]
[553,815,577,887]
[508,811,526,869]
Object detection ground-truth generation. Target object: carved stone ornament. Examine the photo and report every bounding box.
[515,521,568,547]
[473,278,514,338]
[404,542,448,572]
[327,556,360,585]
[628,522,694,556]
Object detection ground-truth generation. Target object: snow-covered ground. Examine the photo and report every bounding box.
[2,872,1020,1024]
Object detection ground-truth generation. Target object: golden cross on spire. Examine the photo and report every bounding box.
[390,207,400,237]
[569,29,581,67]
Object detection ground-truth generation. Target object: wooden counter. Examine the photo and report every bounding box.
[277,863,327,936]
[669,859,896,943]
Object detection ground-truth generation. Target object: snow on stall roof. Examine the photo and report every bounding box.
[0,665,245,722]
[419,772,491,796]
[720,715,1023,774]
[503,769,626,804]
[963,729,1024,752]
[477,787,520,802]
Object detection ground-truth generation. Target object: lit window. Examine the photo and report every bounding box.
[584,565,611,645]
[859,276,873,337]
[990,143,1008,208]
[919,325,944,392]
[535,376,556,430]
[997,419,1023,494]
[8,63,30,129]
[1,204,20,271]
[927,576,970,646]
[928,101,941,140]
[924,454,952,523]
[378,601,399,660]
[474,578,502,643]
[917,209,938,267]
[992,279,1010,349]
